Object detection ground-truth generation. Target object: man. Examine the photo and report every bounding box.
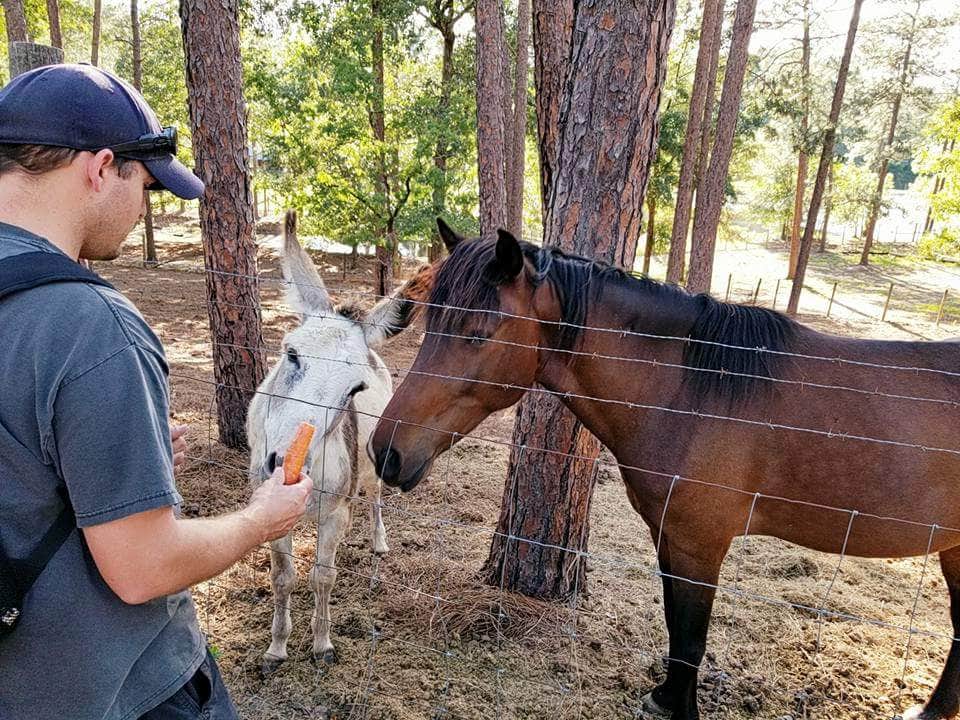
[0,64,313,718]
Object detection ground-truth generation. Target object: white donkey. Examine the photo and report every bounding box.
[247,211,434,674]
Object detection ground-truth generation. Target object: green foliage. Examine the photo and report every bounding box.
[918,227,960,260]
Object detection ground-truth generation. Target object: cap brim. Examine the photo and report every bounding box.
[143,155,205,200]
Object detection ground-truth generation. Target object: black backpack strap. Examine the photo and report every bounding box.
[0,251,116,299]
[0,251,113,629]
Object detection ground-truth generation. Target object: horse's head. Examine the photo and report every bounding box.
[248,211,431,482]
[369,220,551,491]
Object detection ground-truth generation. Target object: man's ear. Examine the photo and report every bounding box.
[84,149,116,193]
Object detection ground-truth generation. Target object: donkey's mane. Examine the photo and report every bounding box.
[428,237,797,402]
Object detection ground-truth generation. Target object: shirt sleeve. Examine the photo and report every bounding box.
[49,343,180,527]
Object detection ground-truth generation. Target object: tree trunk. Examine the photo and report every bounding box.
[666,0,723,284]
[91,0,102,65]
[46,0,62,48]
[643,191,656,275]
[818,160,833,253]
[2,0,27,45]
[787,0,810,279]
[686,0,758,294]
[483,0,677,601]
[531,0,573,219]
[476,0,508,241]
[430,25,456,262]
[786,0,863,315]
[9,42,63,79]
[860,2,916,266]
[505,0,530,238]
[180,0,265,449]
[131,0,156,265]
[923,137,951,234]
[370,0,395,295]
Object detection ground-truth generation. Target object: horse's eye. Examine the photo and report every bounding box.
[466,333,488,346]
[285,347,301,368]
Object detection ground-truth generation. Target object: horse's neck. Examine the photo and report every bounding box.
[536,280,693,450]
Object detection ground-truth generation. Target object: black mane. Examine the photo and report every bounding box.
[427,237,796,402]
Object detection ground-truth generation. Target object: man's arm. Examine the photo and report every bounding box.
[83,467,313,605]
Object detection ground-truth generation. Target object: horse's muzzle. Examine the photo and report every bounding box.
[372,445,430,492]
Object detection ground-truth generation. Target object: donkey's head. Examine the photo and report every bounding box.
[249,211,434,481]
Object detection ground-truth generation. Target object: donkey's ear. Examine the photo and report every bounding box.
[493,229,524,281]
[362,263,435,348]
[281,209,334,317]
[436,217,464,253]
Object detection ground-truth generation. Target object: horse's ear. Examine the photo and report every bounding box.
[493,229,524,280]
[436,217,464,253]
[281,209,334,317]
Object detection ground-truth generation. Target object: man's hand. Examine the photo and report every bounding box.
[171,423,189,472]
[244,467,314,543]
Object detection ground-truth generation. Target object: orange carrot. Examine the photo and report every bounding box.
[283,422,315,485]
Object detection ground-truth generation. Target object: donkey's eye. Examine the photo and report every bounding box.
[285,347,301,369]
[466,333,488,346]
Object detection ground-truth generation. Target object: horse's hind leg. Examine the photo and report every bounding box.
[262,534,296,676]
[310,502,351,665]
[906,547,960,720]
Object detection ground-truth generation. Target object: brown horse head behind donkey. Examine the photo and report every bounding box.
[370,220,960,720]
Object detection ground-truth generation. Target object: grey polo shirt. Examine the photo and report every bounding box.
[0,224,205,719]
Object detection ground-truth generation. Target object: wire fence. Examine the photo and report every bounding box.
[111,256,960,720]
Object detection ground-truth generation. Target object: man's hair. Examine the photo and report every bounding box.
[0,143,137,179]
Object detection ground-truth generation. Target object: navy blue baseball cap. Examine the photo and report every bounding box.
[0,63,204,199]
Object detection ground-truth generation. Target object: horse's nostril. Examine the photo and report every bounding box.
[376,447,402,483]
[266,451,278,473]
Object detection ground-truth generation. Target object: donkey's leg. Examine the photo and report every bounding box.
[904,547,960,720]
[310,502,351,665]
[262,533,296,675]
[366,471,389,556]
[647,537,727,720]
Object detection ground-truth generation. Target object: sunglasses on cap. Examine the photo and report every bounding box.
[109,126,177,159]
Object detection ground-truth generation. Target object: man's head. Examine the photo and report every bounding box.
[0,64,204,260]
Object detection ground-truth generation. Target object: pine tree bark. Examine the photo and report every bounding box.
[666,0,723,284]
[786,0,863,315]
[686,0,757,294]
[46,0,62,48]
[91,0,102,65]
[483,0,677,600]
[643,191,656,275]
[505,0,530,238]
[787,0,810,278]
[818,160,833,253]
[860,0,917,266]
[131,0,156,266]
[531,0,572,221]
[476,0,508,241]
[180,0,266,449]
[9,42,62,78]
[2,0,27,45]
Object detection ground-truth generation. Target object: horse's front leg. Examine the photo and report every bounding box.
[644,536,728,720]
[310,502,351,664]
[262,533,296,676]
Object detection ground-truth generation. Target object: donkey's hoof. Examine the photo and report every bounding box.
[313,648,339,666]
[899,705,940,720]
[640,692,672,718]
[372,542,389,556]
[260,654,285,677]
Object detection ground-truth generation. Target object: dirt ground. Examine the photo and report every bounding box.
[97,213,960,720]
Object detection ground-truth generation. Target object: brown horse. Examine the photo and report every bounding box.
[369,221,960,720]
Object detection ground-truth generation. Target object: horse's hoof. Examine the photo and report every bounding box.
[373,543,389,556]
[640,692,672,718]
[313,648,339,665]
[260,655,285,677]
